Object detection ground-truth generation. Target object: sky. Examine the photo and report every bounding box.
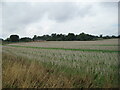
[1,1,118,39]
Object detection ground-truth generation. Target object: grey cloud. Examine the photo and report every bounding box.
[2,2,93,33]
[1,2,118,39]
[100,2,118,7]
[2,2,48,32]
[47,3,79,22]
[47,2,93,22]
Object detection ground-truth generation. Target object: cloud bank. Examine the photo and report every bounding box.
[1,2,118,39]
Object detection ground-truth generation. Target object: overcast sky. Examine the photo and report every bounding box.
[1,1,118,39]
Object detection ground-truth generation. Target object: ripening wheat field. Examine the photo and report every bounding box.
[2,39,119,88]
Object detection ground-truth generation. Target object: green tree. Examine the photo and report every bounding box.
[67,33,76,41]
[33,35,37,41]
[10,35,19,42]
[100,34,103,38]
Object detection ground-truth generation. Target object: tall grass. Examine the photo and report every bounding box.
[2,45,119,88]
[2,52,75,88]
[3,52,107,88]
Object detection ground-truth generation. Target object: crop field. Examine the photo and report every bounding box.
[2,39,119,88]
[9,39,118,51]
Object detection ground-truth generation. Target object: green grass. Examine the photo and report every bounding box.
[7,45,120,53]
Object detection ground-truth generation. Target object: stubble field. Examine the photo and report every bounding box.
[2,39,119,88]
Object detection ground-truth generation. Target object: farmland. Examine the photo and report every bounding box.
[2,39,119,88]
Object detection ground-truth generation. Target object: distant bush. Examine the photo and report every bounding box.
[20,37,32,42]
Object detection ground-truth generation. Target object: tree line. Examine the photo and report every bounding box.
[2,32,120,42]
